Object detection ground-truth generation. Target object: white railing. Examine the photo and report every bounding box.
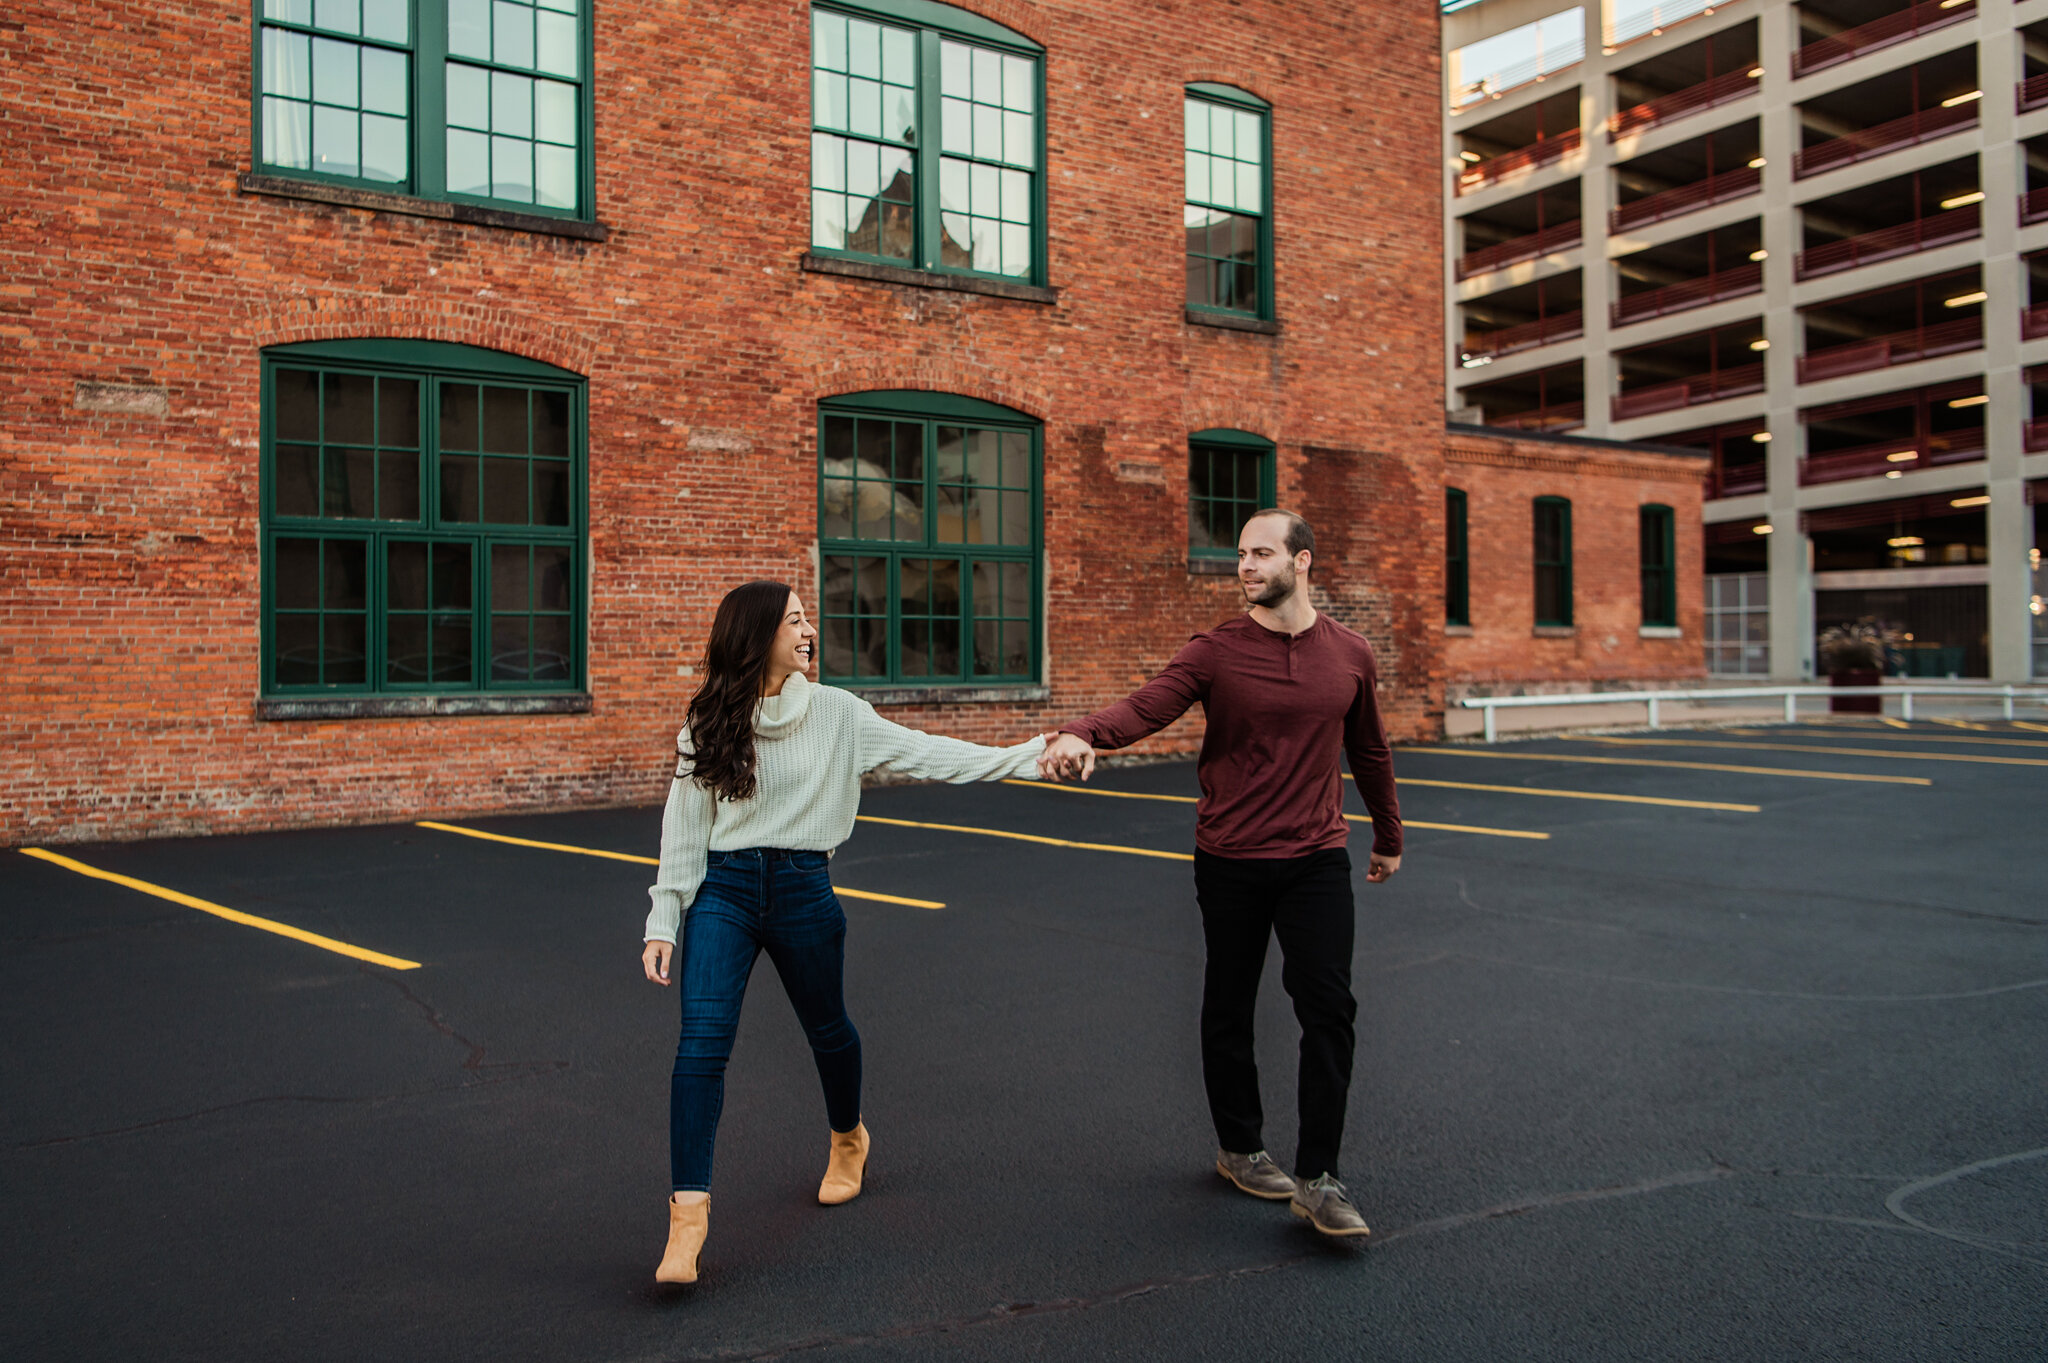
[1458,684,2048,742]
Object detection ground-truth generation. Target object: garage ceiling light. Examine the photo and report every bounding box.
[1944,291,1988,308]
[1939,191,1985,209]
[1950,495,1991,507]
[1948,394,1988,407]
[1939,90,1983,107]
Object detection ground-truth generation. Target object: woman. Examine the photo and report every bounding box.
[640,579,1052,1285]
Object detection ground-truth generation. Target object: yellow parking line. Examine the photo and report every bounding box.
[1729,730,2048,751]
[1404,748,1931,785]
[856,815,1194,860]
[1397,777,1757,813]
[997,781,1555,838]
[1580,736,2048,768]
[19,847,422,970]
[2014,721,2048,734]
[416,821,945,909]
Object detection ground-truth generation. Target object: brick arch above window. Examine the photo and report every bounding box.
[245,297,598,377]
[812,359,1052,422]
[1181,396,1280,443]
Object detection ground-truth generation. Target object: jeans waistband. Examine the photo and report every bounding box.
[712,847,826,862]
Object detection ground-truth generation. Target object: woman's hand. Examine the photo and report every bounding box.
[642,940,674,986]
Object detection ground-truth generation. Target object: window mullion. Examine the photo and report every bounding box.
[416,0,447,198]
[916,28,941,272]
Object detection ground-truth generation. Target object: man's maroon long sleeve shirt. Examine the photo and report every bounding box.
[1059,613,1402,860]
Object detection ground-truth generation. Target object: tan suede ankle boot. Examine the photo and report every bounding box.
[817,1121,869,1205]
[656,1193,708,1284]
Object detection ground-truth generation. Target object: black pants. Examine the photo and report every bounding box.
[1193,847,1357,1181]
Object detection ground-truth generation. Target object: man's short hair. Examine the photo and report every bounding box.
[1250,508,1314,561]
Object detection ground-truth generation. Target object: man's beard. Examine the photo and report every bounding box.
[1245,565,1296,607]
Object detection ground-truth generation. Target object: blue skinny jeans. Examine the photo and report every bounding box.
[669,847,862,1192]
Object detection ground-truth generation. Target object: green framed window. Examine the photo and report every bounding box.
[809,2,1045,283]
[1446,488,1470,626]
[1184,83,1272,319]
[1188,429,1276,558]
[254,0,593,217]
[261,339,586,696]
[1534,496,1573,627]
[1640,503,1677,627]
[818,391,1041,685]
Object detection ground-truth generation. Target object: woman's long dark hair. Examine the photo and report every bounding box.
[680,580,794,803]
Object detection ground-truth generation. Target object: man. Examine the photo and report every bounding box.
[1040,508,1401,1238]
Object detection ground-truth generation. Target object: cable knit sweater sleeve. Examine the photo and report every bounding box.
[644,731,717,945]
[854,700,1048,782]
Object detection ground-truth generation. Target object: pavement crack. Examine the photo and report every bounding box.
[656,1165,1734,1360]
[1373,1163,1736,1245]
[360,963,562,1080]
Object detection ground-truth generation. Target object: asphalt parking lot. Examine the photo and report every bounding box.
[5,719,2046,1362]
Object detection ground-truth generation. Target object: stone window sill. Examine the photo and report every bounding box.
[801,253,1059,304]
[1187,556,1238,576]
[1186,309,1280,334]
[257,693,593,721]
[1533,625,1576,638]
[849,684,1052,706]
[239,174,609,241]
[1444,623,1473,636]
[1639,625,1683,638]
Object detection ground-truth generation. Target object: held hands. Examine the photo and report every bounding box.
[1366,851,1402,883]
[1038,731,1097,783]
[642,939,674,986]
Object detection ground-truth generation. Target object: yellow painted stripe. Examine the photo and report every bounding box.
[1404,747,1932,785]
[996,781,1555,838]
[1742,728,2048,751]
[1398,777,1758,813]
[856,814,1195,860]
[2013,720,2048,734]
[19,847,422,970]
[1581,736,2048,768]
[1879,717,1911,729]
[416,821,945,909]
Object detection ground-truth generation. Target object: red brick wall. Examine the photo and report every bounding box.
[0,0,1448,844]
[1444,430,1708,687]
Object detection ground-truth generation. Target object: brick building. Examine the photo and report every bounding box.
[1443,423,1710,691]
[1,0,1447,844]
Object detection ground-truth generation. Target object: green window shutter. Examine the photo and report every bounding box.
[261,342,587,697]
[1183,85,1272,320]
[1640,503,1676,628]
[818,392,1041,685]
[1187,429,1275,558]
[809,2,1045,285]
[253,0,595,219]
[1534,496,1572,627]
[1446,488,1469,626]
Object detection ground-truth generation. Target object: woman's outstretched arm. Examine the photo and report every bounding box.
[642,733,717,984]
[853,702,1049,784]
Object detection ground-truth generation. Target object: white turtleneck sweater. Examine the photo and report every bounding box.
[644,673,1048,944]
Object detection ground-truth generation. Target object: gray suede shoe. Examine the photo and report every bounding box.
[1216,1148,1296,1200]
[1290,1173,1371,1238]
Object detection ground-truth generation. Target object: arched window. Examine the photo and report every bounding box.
[817,391,1041,685]
[261,339,586,698]
[1187,429,1276,558]
[1184,83,1272,320]
[809,2,1045,283]
[1533,496,1573,627]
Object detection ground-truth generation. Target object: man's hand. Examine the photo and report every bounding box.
[1366,852,1402,883]
[1039,731,1096,782]
[642,939,674,985]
